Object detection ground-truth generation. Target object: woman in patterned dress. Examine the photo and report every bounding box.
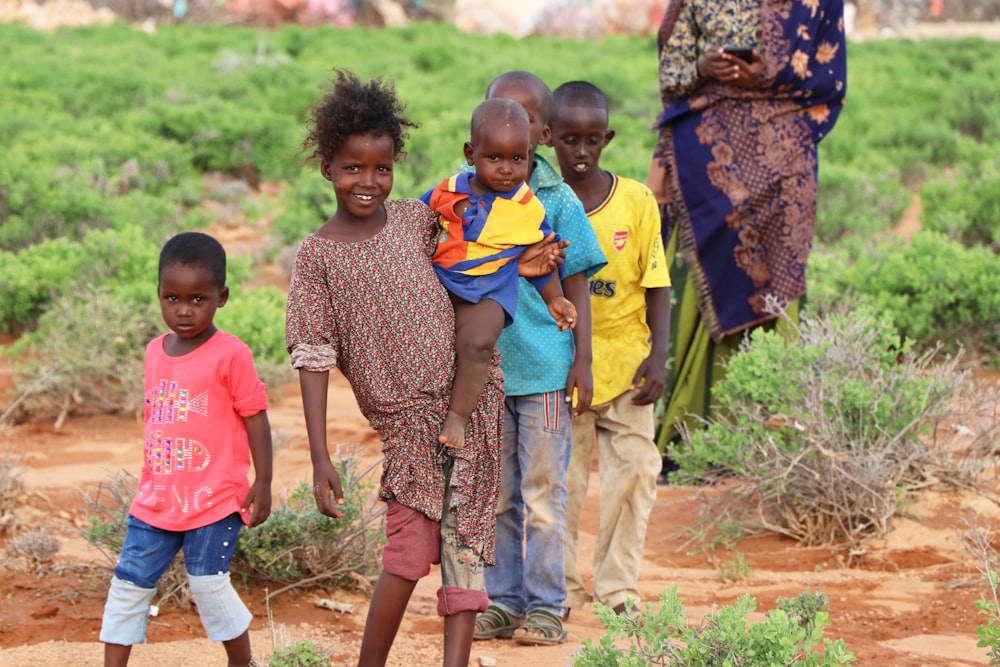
[284,69,561,667]
[650,0,847,458]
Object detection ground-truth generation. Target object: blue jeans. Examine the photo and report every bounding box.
[485,391,571,618]
[114,513,244,586]
[102,513,250,645]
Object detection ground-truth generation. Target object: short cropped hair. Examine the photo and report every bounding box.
[159,232,227,288]
[552,80,609,115]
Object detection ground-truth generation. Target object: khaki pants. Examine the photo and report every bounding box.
[565,392,661,611]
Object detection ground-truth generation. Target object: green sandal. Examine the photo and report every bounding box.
[473,604,524,640]
[513,608,568,646]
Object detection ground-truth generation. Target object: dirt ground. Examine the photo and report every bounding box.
[1,342,999,666]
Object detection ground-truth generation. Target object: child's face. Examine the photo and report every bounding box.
[488,82,551,156]
[321,131,395,222]
[550,105,614,184]
[158,262,228,343]
[464,118,531,194]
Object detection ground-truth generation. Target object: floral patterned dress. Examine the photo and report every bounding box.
[284,198,504,564]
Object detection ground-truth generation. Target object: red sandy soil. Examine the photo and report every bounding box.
[1,333,999,666]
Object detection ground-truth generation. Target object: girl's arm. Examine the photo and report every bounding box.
[241,410,273,527]
[299,369,345,518]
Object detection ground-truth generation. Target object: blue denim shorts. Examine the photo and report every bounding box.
[115,513,243,588]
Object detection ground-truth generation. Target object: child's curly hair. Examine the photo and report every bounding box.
[303,69,418,165]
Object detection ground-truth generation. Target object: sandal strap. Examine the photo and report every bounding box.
[523,608,564,634]
[476,604,514,630]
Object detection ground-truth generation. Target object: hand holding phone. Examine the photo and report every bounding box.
[723,47,754,64]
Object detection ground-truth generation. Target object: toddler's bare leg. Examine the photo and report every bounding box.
[443,298,504,448]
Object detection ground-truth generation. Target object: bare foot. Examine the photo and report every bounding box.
[439,410,467,449]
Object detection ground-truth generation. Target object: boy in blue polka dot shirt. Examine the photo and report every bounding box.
[470,70,607,646]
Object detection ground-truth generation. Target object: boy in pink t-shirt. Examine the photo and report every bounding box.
[100,232,272,667]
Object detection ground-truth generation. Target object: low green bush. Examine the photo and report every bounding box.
[216,285,295,388]
[961,515,1000,665]
[808,231,1000,362]
[574,587,855,666]
[233,460,385,594]
[666,306,992,555]
[920,158,1000,251]
[0,225,161,334]
[5,288,161,426]
[815,162,911,242]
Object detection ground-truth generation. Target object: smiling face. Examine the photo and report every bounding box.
[321,131,395,227]
[550,103,614,185]
[158,261,228,350]
[465,105,531,194]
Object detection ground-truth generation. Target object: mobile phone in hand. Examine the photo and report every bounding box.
[723,47,754,64]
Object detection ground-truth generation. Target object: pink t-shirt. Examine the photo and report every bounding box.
[129,330,268,531]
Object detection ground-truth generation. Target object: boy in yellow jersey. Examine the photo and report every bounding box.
[550,80,672,616]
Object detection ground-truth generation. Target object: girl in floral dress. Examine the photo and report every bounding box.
[284,69,559,667]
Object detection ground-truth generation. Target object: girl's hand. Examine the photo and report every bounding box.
[313,460,346,519]
[547,296,577,331]
[519,232,569,277]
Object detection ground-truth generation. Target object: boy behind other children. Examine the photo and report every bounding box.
[100,231,273,667]
[471,70,607,646]
[550,80,671,616]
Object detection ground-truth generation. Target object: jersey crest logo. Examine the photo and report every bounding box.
[613,231,628,252]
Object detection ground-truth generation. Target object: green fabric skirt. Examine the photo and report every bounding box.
[655,226,799,453]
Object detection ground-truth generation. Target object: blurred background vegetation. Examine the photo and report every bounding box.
[0,17,998,424]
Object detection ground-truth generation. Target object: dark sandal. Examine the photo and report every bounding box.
[474,604,523,640]
[513,608,568,646]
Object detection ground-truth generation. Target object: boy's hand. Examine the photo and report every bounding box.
[519,232,569,278]
[547,296,577,331]
[630,353,668,405]
[242,479,272,527]
[313,460,346,519]
[565,359,593,416]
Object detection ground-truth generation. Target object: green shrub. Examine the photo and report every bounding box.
[808,232,1000,362]
[137,100,299,181]
[215,285,295,387]
[815,163,910,243]
[268,640,332,667]
[270,171,334,245]
[6,287,162,425]
[961,515,1000,665]
[573,587,855,666]
[920,158,1000,250]
[666,306,988,555]
[0,225,161,334]
[233,459,385,594]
